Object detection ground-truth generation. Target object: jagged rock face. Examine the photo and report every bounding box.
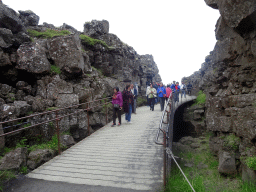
[184,0,256,182]
[0,3,26,34]
[18,10,40,27]
[84,20,109,38]
[204,0,218,9]
[16,42,51,74]
[0,28,13,48]
[48,34,85,77]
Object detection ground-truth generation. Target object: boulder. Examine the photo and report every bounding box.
[60,23,78,33]
[209,136,223,155]
[193,110,204,120]
[0,3,26,34]
[15,90,26,101]
[204,0,218,9]
[27,149,53,170]
[242,163,256,182]
[0,104,16,119]
[179,136,195,145]
[217,0,256,28]
[0,84,12,95]
[13,101,31,116]
[0,28,13,48]
[218,150,237,175]
[0,147,27,170]
[84,20,109,38]
[47,34,85,77]
[207,116,232,132]
[60,135,75,147]
[55,94,79,108]
[16,81,27,90]
[16,42,51,74]
[215,17,241,41]
[18,10,40,26]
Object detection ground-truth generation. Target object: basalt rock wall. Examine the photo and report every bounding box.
[183,0,256,181]
[0,3,162,148]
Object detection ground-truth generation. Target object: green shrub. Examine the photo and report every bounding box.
[196,90,206,105]
[245,156,256,170]
[50,65,61,74]
[19,166,28,174]
[0,170,16,190]
[79,34,108,48]
[27,29,71,39]
[102,103,112,113]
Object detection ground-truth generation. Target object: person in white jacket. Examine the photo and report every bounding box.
[146,83,157,111]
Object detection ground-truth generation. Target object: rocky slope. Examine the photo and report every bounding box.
[0,3,162,150]
[182,0,256,182]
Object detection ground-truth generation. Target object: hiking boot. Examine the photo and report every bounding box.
[111,123,116,127]
[117,123,121,126]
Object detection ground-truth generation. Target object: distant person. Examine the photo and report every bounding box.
[157,82,166,111]
[187,82,192,95]
[131,84,138,114]
[122,84,134,123]
[165,85,172,102]
[174,82,180,102]
[111,87,123,127]
[146,83,157,111]
[180,82,187,98]
[146,84,150,107]
[153,82,158,103]
[170,81,176,92]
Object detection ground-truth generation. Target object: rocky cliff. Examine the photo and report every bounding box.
[0,3,161,145]
[183,0,256,181]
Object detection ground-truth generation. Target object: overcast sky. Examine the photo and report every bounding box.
[5,0,220,84]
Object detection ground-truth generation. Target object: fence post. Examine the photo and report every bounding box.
[105,98,108,124]
[87,103,90,136]
[163,131,167,187]
[55,110,61,155]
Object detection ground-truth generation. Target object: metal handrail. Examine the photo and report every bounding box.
[154,93,173,145]
[0,96,112,155]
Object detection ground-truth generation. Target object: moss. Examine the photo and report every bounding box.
[224,134,240,150]
[196,90,206,105]
[79,34,108,48]
[46,107,59,111]
[92,66,103,76]
[50,65,61,74]
[27,28,71,39]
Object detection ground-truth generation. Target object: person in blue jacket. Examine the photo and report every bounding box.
[157,82,166,111]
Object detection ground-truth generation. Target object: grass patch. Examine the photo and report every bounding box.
[50,65,61,74]
[80,34,108,48]
[137,96,147,106]
[19,166,28,174]
[195,90,206,105]
[27,29,71,39]
[245,156,256,170]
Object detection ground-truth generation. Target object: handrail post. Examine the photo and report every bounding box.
[87,103,90,136]
[55,110,61,155]
[163,131,167,187]
[105,98,108,124]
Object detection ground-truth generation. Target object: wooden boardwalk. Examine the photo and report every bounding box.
[27,95,196,192]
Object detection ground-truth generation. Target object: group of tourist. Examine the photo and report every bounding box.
[111,84,137,127]
[146,81,193,111]
[110,81,193,126]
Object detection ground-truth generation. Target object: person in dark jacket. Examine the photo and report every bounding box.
[173,82,180,102]
[157,82,166,111]
[187,82,192,95]
[111,87,123,127]
[131,84,138,114]
[122,84,134,123]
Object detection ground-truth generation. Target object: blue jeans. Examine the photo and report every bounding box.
[174,92,179,102]
[125,104,132,122]
[159,97,165,111]
[181,90,186,98]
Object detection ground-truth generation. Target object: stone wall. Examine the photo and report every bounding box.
[182,0,256,181]
[0,3,162,147]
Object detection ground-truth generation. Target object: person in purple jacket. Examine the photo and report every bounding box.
[111,87,123,127]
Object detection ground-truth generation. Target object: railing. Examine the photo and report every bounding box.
[155,91,196,191]
[0,96,112,155]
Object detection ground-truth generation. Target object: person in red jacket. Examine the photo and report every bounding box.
[165,84,172,102]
